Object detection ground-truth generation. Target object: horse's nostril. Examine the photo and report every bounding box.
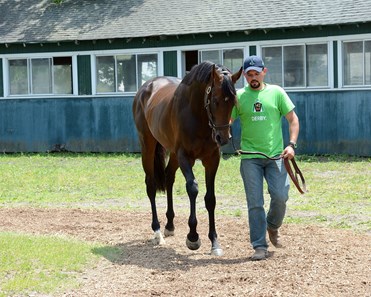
[216,134,228,146]
[220,139,228,146]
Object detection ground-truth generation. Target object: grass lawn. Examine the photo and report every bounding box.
[0,153,369,296]
[0,153,369,231]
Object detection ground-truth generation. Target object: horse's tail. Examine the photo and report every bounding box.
[154,142,166,192]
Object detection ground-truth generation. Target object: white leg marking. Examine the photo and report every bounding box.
[153,230,165,245]
[164,228,175,237]
[210,248,224,256]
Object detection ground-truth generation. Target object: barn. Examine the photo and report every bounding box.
[0,0,370,155]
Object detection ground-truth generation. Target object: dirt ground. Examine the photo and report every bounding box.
[0,207,369,297]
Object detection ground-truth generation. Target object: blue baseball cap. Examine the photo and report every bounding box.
[243,55,265,73]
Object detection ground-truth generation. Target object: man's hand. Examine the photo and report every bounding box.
[282,145,295,160]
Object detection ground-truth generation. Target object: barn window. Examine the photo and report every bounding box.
[96,53,158,93]
[261,43,329,88]
[8,57,72,95]
[9,59,28,95]
[199,48,244,89]
[343,40,371,86]
[53,57,73,94]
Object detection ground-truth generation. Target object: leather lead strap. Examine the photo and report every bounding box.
[283,158,307,194]
[237,150,307,194]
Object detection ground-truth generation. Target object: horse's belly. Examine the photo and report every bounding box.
[142,77,180,151]
[145,101,177,151]
[148,119,176,151]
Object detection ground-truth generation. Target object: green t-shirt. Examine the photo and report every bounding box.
[231,83,295,159]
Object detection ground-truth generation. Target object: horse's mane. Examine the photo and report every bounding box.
[181,61,237,101]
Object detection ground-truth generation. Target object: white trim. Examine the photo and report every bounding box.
[2,54,79,98]
[284,86,371,93]
[163,41,255,52]
[258,36,333,47]
[2,58,9,97]
[328,41,334,89]
[72,55,78,96]
[92,51,162,95]
[176,50,182,78]
[334,33,371,42]
[0,52,79,59]
[91,55,97,95]
[335,33,371,88]
[157,50,164,76]
[257,38,333,90]
[337,37,371,88]
[2,34,371,98]
[90,48,163,56]
[337,40,343,88]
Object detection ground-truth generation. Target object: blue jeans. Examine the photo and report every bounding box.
[240,158,290,250]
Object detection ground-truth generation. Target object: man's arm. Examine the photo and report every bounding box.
[282,110,300,159]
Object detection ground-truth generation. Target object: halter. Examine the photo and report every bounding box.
[203,76,231,134]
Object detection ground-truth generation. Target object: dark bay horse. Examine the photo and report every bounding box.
[132,61,242,256]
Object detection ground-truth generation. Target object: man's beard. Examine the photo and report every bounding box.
[249,80,261,89]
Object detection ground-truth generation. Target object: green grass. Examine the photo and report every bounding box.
[0,153,145,205]
[0,232,104,297]
[0,153,369,296]
[0,153,369,231]
[284,155,370,230]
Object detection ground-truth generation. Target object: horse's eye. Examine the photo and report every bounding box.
[224,97,229,102]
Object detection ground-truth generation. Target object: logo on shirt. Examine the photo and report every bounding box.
[251,100,266,121]
[253,101,263,112]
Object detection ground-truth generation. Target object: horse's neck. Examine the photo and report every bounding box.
[189,82,207,105]
[188,83,210,125]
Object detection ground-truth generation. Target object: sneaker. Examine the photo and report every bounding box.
[250,248,268,261]
[267,227,283,248]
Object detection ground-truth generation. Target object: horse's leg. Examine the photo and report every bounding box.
[141,139,165,245]
[178,151,201,250]
[164,153,179,237]
[202,150,223,256]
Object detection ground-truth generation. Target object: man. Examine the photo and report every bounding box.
[231,55,300,261]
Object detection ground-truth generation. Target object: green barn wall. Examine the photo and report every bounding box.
[249,46,256,56]
[77,55,92,95]
[290,91,370,156]
[333,41,338,88]
[0,22,370,155]
[0,59,3,97]
[0,96,139,152]
[0,91,369,155]
[163,51,178,77]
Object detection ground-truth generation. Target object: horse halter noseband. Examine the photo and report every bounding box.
[203,71,232,133]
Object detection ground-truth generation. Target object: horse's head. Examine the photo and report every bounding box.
[205,64,242,146]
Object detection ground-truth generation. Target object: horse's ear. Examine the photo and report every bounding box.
[211,64,216,80]
[212,64,224,83]
[231,67,243,84]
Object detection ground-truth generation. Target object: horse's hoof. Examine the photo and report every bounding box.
[164,228,175,237]
[153,230,165,245]
[211,248,224,256]
[186,237,201,250]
